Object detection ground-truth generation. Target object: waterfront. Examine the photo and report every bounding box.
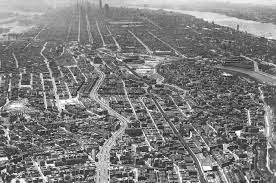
[131,6,276,40]
[171,9,276,40]
[0,21,34,40]
[0,12,37,40]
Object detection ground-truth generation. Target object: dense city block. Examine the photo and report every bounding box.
[0,1,275,183]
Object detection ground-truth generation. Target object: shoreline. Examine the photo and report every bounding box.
[120,5,276,40]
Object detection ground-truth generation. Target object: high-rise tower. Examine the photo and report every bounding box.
[99,0,102,9]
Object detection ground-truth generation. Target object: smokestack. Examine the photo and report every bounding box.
[99,0,102,9]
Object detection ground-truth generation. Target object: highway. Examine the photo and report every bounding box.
[90,22,223,181]
[90,63,129,183]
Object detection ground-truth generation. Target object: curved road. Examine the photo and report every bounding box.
[90,64,129,183]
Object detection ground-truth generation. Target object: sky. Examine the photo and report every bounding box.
[1,0,272,6]
[0,0,275,10]
[129,0,276,6]
[207,0,275,5]
[216,0,274,4]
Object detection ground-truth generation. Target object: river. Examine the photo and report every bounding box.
[171,9,276,40]
[0,11,39,41]
[130,6,276,40]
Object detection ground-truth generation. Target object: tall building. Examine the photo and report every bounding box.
[99,0,102,9]
[104,3,110,17]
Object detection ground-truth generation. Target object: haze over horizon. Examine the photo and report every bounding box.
[0,0,275,12]
[120,0,276,7]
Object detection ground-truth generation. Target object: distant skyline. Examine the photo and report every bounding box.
[206,0,275,5]
[5,0,273,6]
[0,0,275,11]
[132,0,275,5]
[213,0,274,5]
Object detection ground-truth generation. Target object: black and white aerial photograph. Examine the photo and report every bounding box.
[0,0,275,182]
